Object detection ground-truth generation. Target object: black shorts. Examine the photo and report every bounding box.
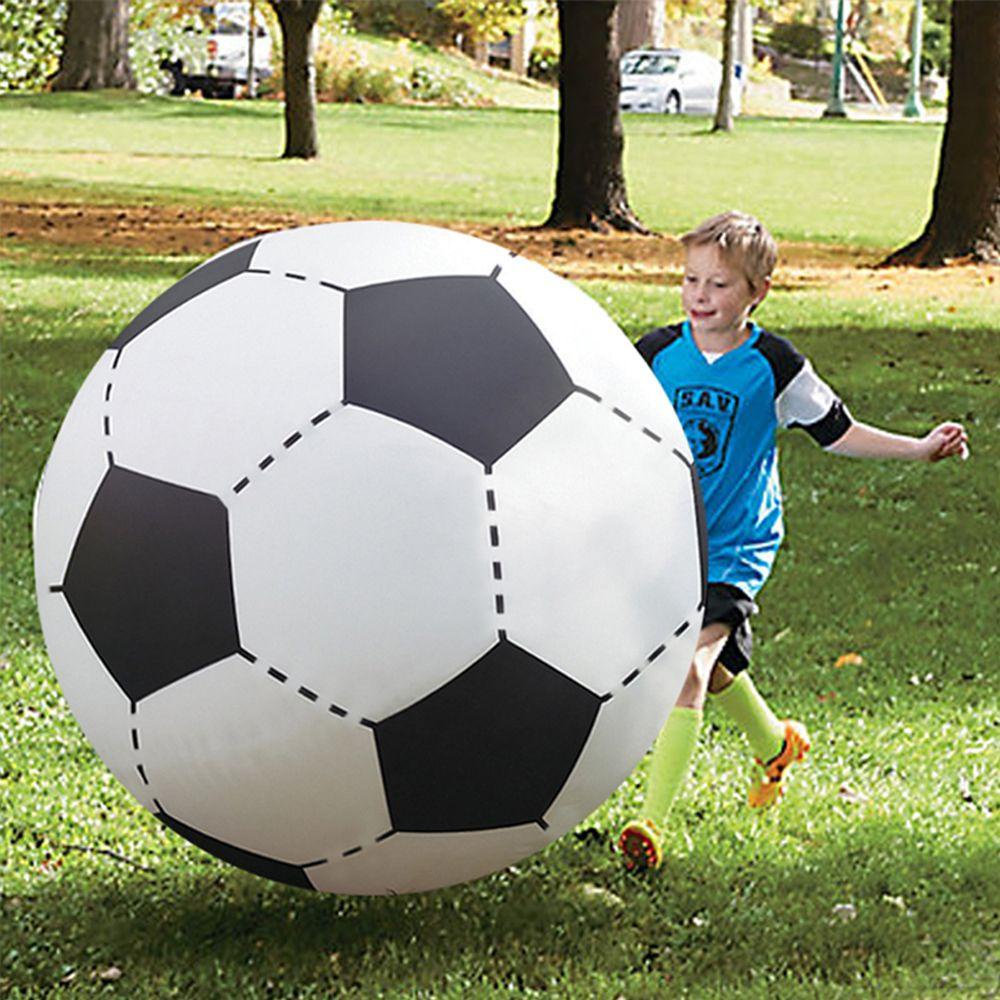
[702,582,756,674]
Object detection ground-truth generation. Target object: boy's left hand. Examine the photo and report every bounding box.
[920,422,969,462]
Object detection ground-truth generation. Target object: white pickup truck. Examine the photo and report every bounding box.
[162,3,273,99]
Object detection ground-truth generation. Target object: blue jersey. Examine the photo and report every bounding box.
[637,321,851,598]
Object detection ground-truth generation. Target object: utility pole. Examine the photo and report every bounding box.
[823,0,848,118]
[247,0,257,99]
[903,0,925,118]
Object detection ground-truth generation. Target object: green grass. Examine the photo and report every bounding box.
[1,91,944,247]
[2,237,998,998]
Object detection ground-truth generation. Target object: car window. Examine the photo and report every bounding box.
[624,53,680,75]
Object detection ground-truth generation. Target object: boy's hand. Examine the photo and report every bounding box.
[919,422,969,462]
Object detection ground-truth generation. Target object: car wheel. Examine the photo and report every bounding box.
[664,91,682,115]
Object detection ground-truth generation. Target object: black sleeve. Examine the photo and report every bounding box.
[635,324,684,368]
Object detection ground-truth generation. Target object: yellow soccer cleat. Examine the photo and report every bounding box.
[618,818,664,871]
[748,719,811,809]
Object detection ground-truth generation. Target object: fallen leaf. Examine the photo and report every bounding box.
[832,903,857,922]
[838,784,868,804]
[834,653,863,669]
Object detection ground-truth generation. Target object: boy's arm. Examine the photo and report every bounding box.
[825,420,969,462]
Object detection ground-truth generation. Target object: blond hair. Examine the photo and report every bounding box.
[680,211,777,291]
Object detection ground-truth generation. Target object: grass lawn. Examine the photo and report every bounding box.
[2,223,997,996]
[1,91,944,248]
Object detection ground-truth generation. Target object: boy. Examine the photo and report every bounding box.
[618,211,969,871]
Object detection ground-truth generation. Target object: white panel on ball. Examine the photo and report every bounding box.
[32,353,116,588]
[34,596,156,812]
[495,392,702,696]
[137,655,391,862]
[109,273,344,497]
[307,823,550,896]
[497,255,686,443]
[251,221,510,290]
[230,405,496,722]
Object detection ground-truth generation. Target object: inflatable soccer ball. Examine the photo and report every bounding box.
[33,222,704,894]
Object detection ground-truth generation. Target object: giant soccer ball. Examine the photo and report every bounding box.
[34,222,705,895]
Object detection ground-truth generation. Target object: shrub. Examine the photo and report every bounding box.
[770,22,825,61]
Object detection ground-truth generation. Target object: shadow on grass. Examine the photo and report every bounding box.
[4,824,996,994]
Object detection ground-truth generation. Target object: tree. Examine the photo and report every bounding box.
[544,0,645,232]
[269,0,322,159]
[50,0,133,91]
[882,0,999,266]
[616,0,664,53]
[713,0,737,132]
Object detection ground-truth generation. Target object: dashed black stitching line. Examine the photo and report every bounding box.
[246,267,271,275]
[329,703,347,718]
[302,858,327,870]
[498,628,508,640]
[106,451,115,467]
[319,280,347,292]
[238,648,257,663]
[103,415,111,436]
[111,349,122,370]
[49,584,63,593]
[672,447,694,469]
[342,845,362,857]
[298,686,318,702]
[618,620,692,688]
[230,404,343,496]
[375,829,396,843]
[487,480,507,621]
[136,763,149,785]
[131,728,140,750]
[267,667,288,683]
[537,818,550,831]
[490,264,502,279]
[574,385,667,445]
[285,272,307,281]
[104,383,113,402]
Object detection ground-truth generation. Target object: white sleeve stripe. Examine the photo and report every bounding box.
[775,361,841,429]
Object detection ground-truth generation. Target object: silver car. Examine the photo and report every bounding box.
[619,48,742,116]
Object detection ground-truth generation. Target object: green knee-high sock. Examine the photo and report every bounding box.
[643,706,702,826]
[711,672,784,763]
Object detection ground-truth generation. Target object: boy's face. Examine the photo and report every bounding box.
[681,243,768,340]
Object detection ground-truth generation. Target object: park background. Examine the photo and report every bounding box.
[1,1,998,997]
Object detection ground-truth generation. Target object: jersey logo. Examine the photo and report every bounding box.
[673,385,739,477]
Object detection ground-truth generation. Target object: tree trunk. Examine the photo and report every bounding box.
[713,0,737,132]
[50,0,133,91]
[544,0,647,232]
[270,0,322,159]
[615,0,664,54]
[882,0,1000,266]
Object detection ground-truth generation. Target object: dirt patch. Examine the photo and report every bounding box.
[3,199,994,301]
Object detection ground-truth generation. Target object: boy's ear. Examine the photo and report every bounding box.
[749,276,772,312]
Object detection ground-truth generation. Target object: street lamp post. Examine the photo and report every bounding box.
[903,0,925,118]
[823,0,848,118]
